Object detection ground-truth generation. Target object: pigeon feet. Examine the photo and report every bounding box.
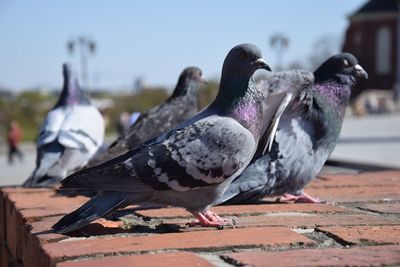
[277,192,321,203]
[188,211,233,227]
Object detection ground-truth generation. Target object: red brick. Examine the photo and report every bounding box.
[359,203,400,214]
[20,206,83,224]
[3,188,87,264]
[1,187,53,195]
[5,193,21,262]
[41,227,313,267]
[242,213,398,228]
[0,189,6,242]
[6,190,88,211]
[163,213,397,229]
[223,245,400,267]
[56,252,214,267]
[22,216,68,267]
[135,203,348,219]
[1,242,12,267]
[318,225,400,245]
[305,185,400,202]
[311,171,400,188]
[21,215,135,267]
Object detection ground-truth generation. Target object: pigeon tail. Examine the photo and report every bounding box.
[22,147,63,188]
[52,191,149,234]
[23,173,62,188]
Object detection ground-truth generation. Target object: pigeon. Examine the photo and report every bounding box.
[52,43,272,234]
[217,53,368,205]
[87,67,206,167]
[22,64,105,187]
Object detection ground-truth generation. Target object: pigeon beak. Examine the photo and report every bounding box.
[354,64,368,79]
[255,58,272,72]
[199,77,208,85]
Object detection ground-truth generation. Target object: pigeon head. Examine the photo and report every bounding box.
[170,67,206,98]
[314,53,368,84]
[212,44,271,138]
[222,43,271,77]
[217,43,272,100]
[180,67,207,85]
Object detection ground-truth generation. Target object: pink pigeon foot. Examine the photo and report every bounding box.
[188,211,234,227]
[277,192,321,203]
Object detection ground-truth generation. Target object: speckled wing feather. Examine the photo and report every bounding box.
[61,115,256,193]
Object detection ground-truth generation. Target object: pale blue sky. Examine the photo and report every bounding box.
[0,0,365,90]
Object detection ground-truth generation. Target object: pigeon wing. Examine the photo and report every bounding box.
[60,115,256,193]
[57,105,104,155]
[36,108,66,146]
[255,70,314,158]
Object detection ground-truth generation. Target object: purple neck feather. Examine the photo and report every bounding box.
[313,82,351,108]
[231,97,262,138]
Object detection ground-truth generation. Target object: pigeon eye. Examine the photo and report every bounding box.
[343,59,349,66]
[240,52,249,59]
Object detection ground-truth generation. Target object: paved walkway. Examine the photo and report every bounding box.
[1,113,399,186]
[331,113,400,169]
[1,171,400,266]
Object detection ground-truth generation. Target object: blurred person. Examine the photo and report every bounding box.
[7,120,23,164]
[117,112,130,136]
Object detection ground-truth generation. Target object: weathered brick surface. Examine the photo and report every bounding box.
[305,185,400,202]
[56,252,215,267]
[41,227,313,266]
[313,171,400,188]
[359,203,400,214]
[4,189,87,265]
[0,189,6,243]
[6,190,88,211]
[223,245,400,267]
[135,203,348,218]
[318,225,400,245]
[162,213,398,229]
[1,242,11,267]
[1,170,400,267]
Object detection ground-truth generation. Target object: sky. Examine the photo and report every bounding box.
[0,0,366,91]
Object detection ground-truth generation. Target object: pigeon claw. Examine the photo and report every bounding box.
[188,211,233,228]
[277,193,322,204]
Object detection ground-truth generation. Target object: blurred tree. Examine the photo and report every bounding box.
[0,90,55,142]
[103,87,168,134]
[197,80,219,110]
[67,36,96,89]
[308,34,341,71]
[286,61,306,70]
[270,33,289,71]
[0,81,222,142]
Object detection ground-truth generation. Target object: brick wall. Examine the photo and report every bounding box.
[1,171,400,266]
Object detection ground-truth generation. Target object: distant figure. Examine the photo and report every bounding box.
[117,112,131,136]
[129,111,141,126]
[7,120,23,164]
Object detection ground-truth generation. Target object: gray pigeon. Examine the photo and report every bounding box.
[52,43,271,233]
[217,53,368,204]
[23,64,104,187]
[87,67,205,167]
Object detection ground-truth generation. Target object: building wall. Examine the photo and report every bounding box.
[342,16,398,98]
